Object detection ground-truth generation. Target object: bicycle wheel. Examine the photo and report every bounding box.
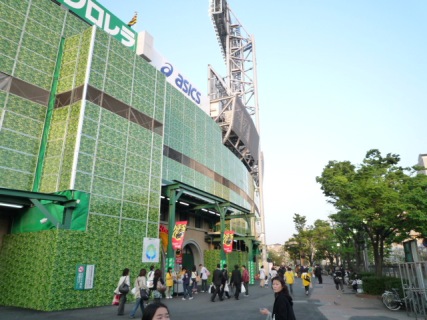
[382,292,401,311]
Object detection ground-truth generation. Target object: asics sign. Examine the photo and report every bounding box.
[160,63,201,105]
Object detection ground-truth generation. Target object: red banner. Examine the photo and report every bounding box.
[159,225,168,252]
[172,221,187,250]
[223,230,235,253]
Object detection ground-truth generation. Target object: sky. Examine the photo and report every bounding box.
[98,0,427,245]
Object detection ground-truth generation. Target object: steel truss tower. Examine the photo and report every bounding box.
[209,0,267,265]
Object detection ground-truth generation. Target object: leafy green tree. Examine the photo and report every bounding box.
[316,149,427,276]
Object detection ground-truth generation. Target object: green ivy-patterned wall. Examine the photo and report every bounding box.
[203,249,249,282]
[0,0,257,311]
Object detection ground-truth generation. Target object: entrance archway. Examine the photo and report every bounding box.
[181,240,203,270]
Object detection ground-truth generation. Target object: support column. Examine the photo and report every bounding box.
[165,185,182,273]
[217,204,227,267]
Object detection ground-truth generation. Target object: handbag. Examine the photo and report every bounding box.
[140,288,149,301]
[241,283,246,293]
[112,294,120,305]
[157,280,166,293]
[119,277,130,294]
[224,282,229,292]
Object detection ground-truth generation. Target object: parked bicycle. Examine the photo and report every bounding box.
[382,287,425,314]
[382,288,404,311]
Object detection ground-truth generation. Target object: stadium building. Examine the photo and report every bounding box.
[0,0,265,310]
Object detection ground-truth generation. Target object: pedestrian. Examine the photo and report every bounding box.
[220,264,231,299]
[199,263,210,292]
[284,267,295,294]
[260,276,296,320]
[165,267,174,299]
[129,268,147,318]
[191,265,198,294]
[147,265,155,297]
[114,268,130,316]
[259,265,266,288]
[181,267,193,300]
[241,265,249,296]
[211,264,224,302]
[152,269,166,303]
[301,269,311,296]
[333,266,344,292]
[141,302,170,320]
[230,264,242,300]
[314,264,323,284]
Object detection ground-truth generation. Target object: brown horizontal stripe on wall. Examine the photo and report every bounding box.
[163,145,254,208]
[55,85,163,135]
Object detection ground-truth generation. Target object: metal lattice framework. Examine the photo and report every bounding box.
[209,0,260,184]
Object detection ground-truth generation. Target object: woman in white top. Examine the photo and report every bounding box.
[114,268,130,316]
[259,266,266,288]
[129,268,148,318]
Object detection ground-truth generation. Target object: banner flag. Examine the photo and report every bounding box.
[223,230,235,253]
[172,221,187,250]
[127,12,138,27]
[159,225,168,252]
[142,238,160,263]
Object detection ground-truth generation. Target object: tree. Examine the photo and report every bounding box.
[316,149,427,276]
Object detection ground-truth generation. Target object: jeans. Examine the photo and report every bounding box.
[243,282,249,295]
[201,279,208,291]
[183,283,192,298]
[129,297,144,317]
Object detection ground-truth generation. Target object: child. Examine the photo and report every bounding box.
[301,270,311,295]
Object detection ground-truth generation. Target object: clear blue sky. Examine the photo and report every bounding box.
[99,0,427,244]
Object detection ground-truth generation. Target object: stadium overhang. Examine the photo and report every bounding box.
[0,188,79,229]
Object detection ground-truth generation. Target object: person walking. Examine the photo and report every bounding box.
[181,267,193,300]
[259,265,266,288]
[165,267,174,299]
[314,264,323,284]
[199,263,209,292]
[129,268,147,319]
[301,269,311,296]
[230,264,242,300]
[241,265,249,296]
[219,264,231,299]
[260,276,296,320]
[333,266,344,292]
[114,268,130,316]
[211,264,223,302]
[284,267,295,294]
[152,269,165,303]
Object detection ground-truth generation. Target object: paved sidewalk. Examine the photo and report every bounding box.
[310,276,412,320]
[0,275,415,320]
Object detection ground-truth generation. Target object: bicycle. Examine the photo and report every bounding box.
[382,288,404,311]
[382,287,425,314]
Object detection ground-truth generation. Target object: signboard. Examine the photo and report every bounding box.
[74,264,95,290]
[57,0,137,51]
[223,230,235,253]
[172,221,187,250]
[142,238,160,263]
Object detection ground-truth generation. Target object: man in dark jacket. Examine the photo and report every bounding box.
[219,264,231,299]
[314,264,323,284]
[211,264,224,302]
[230,264,242,300]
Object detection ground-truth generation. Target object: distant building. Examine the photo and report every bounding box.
[418,154,427,175]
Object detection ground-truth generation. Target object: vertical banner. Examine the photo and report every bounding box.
[159,225,169,252]
[223,230,235,253]
[142,238,160,263]
[175,249,183,265]
[172,221,187,250]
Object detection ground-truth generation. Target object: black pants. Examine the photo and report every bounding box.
[117,293,127,315]
[317,274,323,284]
[211,284,222,301]
[234,283,241,299]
